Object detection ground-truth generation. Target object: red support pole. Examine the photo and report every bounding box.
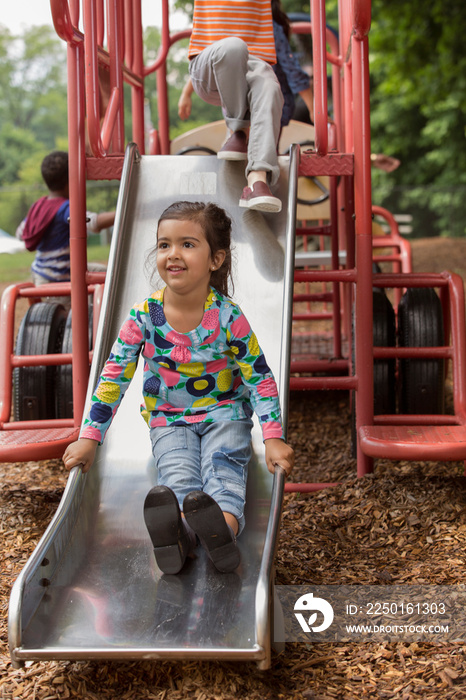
[352,32,374,477]
[310,0,328,155]
[131,0,145,152]
[107,0,125,153]
[67,37,91,426]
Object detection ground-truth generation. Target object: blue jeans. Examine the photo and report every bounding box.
[149,419,253,535]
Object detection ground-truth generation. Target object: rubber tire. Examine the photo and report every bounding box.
[56,307,94,419]
[297,176,330,207]
[176,145,217,156]
[373,290,396,415]
[350,290,396,456]
[398,288,445,414]
[13,302,67,421]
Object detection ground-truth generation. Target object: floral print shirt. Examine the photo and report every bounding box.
[80,288,284,443]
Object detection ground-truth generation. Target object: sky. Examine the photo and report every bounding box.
[1,1,188,34]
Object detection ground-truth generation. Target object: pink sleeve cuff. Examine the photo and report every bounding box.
[262,421,285,441]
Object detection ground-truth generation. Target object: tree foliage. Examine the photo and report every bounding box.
[0,25,68,234]
[369,0,466,236]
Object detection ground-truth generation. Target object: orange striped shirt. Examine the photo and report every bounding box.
[188,0,276,64]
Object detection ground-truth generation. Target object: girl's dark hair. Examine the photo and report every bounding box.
[151,201,234,297]
[272,0,290,38]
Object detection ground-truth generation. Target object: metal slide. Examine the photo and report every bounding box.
[9,144,298,670]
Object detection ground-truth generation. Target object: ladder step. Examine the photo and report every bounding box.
[299,152,354,177]
[0,427,79,462]
[359,425,466,461]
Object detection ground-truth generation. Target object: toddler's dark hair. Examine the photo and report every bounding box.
[152,201,234,297]
[41,151,69,192]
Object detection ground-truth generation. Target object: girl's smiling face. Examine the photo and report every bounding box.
[156,218,225,298]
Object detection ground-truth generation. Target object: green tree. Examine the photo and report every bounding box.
[0,26,67,147]
[370,0,466,237]
[0,25,68,234]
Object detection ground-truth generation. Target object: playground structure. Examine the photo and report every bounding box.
[6,0,466,668]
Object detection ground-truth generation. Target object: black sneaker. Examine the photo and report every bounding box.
[183,491,240,573]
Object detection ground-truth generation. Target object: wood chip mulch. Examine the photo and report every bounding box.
[2,239,466,698]
[2,393,466,699]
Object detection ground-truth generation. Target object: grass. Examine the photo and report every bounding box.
[0,245,111,285]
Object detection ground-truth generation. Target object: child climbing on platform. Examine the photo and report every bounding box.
[178,0,313,157]
[63,201,294,575]
[186,0,284,213]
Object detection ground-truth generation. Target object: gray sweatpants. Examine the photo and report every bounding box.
[189,37,284,185]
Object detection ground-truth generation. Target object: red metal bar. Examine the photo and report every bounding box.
[310,0,328,154]
[10,353,92,369]
[51,0,82,45]
[372,205,413,283]
[372,347,452,360]
[143,0,172,76]
[294,293,334,302]
[448,273,466,423]
[372,272,449,288]
[83,0,104,156]
[3,420,75,430]
[374,415,459,427]
[0,429,80,462]
[66,25,91,426]
[352,29,374,477]
[291,360,349,373]
[293,313,333,321]
[130,0,145,150]
[296,226,332,237]
[85,271,106,285]
[294,269,357,283]
[329,173,342,358]
[124,0,134,69]
[0,284,30,425]
[96,0,104,45]
[285,482,340,493]
[106,0,125,153]
[100,87,120,152]
[143,0,171,152]
[352,0,372,39]
[290,376,357,390]
[339,0,352,63]
[291,22,341,67]
[157,60,170,154]
[70,0,80,26]
[12,354,73,368]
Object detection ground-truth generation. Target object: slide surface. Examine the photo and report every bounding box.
[9,146,296,668]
